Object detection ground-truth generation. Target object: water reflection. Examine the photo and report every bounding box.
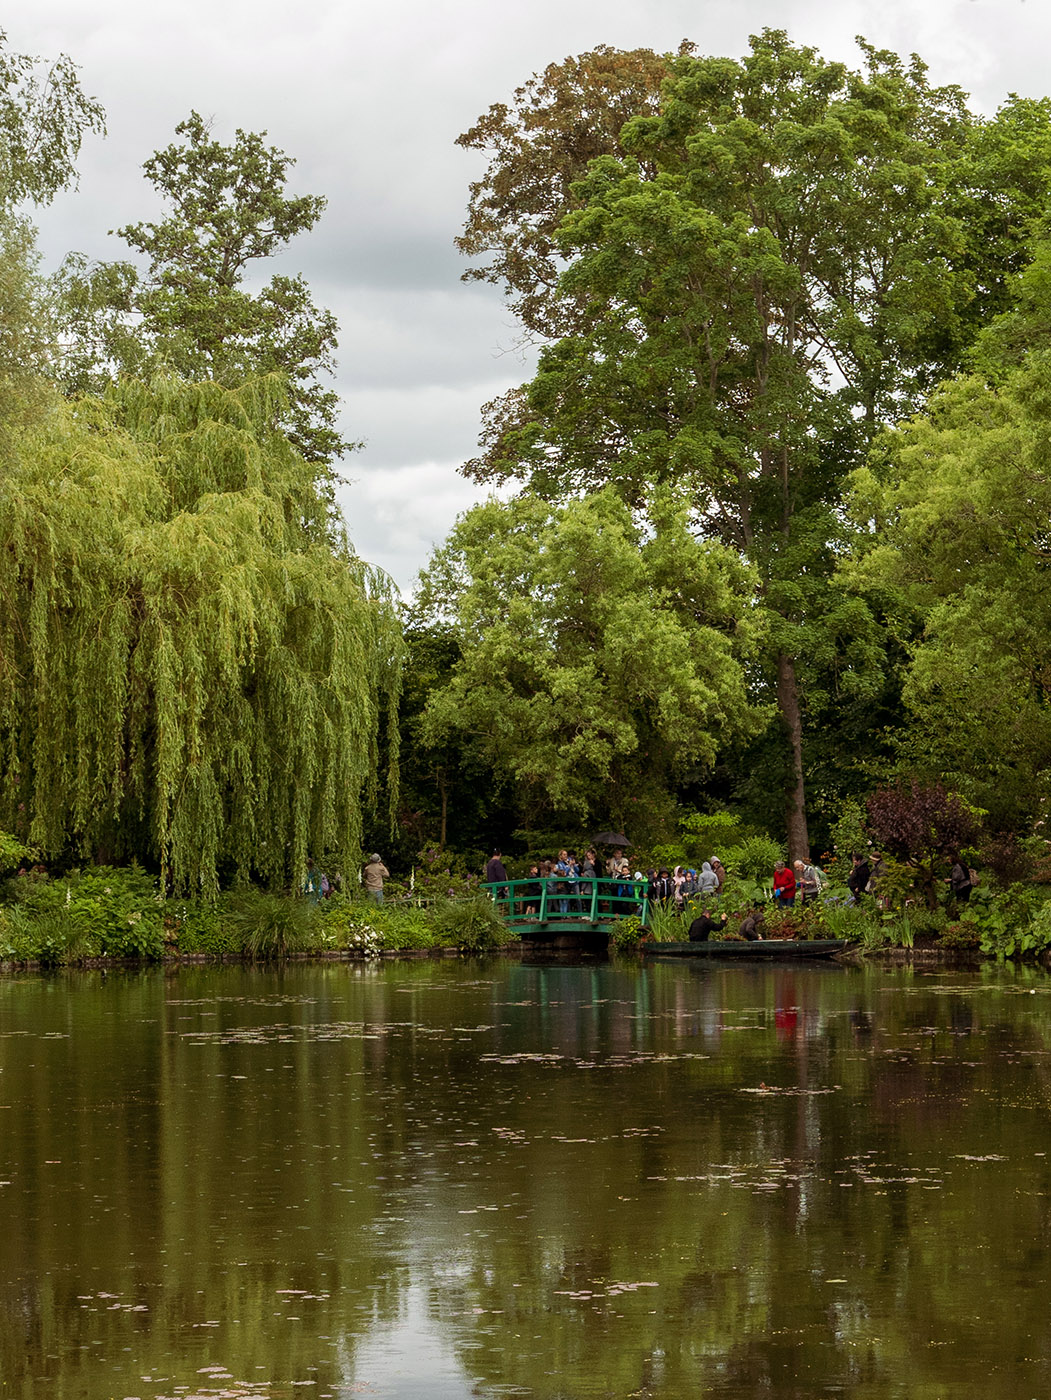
[2,959,1051,1397]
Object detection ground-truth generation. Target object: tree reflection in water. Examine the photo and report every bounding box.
[1,959,1050,1398]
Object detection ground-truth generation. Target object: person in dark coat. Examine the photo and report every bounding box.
[485,849,508,884]
[738,908,766,941]
[485,849,509,909]
[950,858,973,903]
[847,853,871,903]
[649,868,675,906]
[688,909,728,942]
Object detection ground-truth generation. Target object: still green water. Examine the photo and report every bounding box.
[2,957,1050,1399]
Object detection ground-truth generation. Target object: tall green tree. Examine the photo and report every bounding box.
[0,374,400,893]
[55,112,348,464]
[459,32,988,856]
[0,32,103,430]
[0,28,104,208]
[457,44,675,337]
[411,489,764,837]
[845,358,1051,831]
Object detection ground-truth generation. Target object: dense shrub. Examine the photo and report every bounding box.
[5,865,165,959]
[318,898,441,953]
[169,900,239,955]
[429,895,511,953]
[223,889,319,960]
[722,835,784,883]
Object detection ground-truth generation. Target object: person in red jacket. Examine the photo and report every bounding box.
[772,860,796,907]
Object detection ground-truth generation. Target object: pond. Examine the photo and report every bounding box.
[2,956,1051,1399]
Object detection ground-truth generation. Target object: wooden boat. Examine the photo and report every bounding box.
[642,938,854,959]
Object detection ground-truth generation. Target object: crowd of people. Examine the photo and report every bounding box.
[482,844,911,941]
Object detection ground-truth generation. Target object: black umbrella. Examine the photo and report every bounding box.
[593,831,630,847]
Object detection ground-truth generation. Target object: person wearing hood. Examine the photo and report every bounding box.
[710,857,727,894]
[649,868,674,906]
[672,866,688,908]
[697,862,719,895]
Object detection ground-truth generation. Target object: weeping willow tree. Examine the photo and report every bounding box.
[0,373,401,893]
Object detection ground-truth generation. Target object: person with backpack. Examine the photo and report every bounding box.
[794,858,823,906]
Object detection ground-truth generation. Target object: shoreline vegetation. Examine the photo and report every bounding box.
[3,849,1051,972]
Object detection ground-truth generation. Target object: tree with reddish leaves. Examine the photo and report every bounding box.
[866,780,981,909]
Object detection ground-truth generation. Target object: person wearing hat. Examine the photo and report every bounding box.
[364,852,390,905]
[710,857,727,895]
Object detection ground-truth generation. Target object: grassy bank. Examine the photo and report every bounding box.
[0,866,513,969]
[5,860,1051,970]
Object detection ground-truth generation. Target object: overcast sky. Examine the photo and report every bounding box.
[13,0,1051,588]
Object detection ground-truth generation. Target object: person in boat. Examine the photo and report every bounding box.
[688,908,729,942]
[738,907,766,941]
[772,861,796,907]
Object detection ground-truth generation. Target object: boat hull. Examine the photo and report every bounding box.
[642,938,853,959]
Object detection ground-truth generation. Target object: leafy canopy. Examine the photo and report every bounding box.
[411,489,765,830]
[0,374,401,893]
[55,112,348,464]
[0,29,104,208]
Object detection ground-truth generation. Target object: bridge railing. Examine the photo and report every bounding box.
[480,875,651,927]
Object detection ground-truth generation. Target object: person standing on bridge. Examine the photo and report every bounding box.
[485,849,509,910]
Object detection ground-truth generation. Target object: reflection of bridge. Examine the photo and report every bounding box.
[481,876,652,943]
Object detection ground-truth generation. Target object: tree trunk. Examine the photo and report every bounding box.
[438,769,448,849]
[776,651,810,862]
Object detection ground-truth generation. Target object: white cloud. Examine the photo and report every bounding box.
[14,0,1051,593]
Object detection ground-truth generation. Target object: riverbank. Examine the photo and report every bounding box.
[3,859,1050,970]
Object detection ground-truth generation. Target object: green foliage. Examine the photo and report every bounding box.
[0,376,402,892]
[413,489,763,832]
[54,112,348,464]
[830,800,870,866]
[957,883,1051,960]
[458,31,1003,853]
[722,836,784,884]
[223,889,318,960]
[317,896,441,953]
[0,31,105,208]
[0,903,91,966]
[718,874,769,910]
[609,913,644,952]
[167,900,237,956]
[0,829,34,877]
[402,847,483,902]
[651,811,762,871]
[4,864,165,959]
[845,356,1051,831]
[428,895,512,954]
[646,904,688,943]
